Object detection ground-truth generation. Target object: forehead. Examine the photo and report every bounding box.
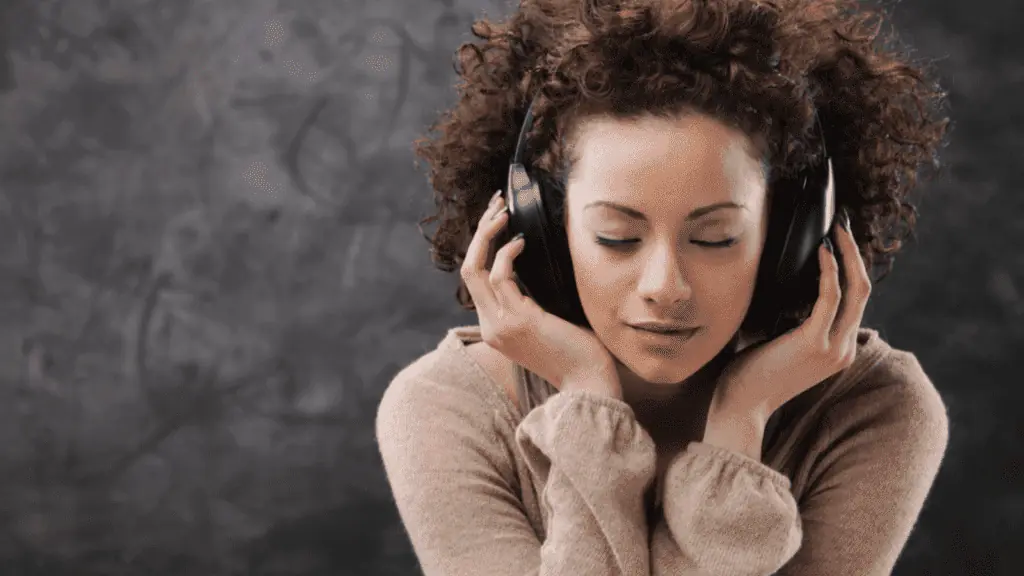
[565,112,767,212]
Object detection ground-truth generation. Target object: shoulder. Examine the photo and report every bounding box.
[822,329,949,464]
[375,328,519,471]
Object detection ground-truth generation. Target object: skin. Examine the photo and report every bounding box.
[561,111,770,440]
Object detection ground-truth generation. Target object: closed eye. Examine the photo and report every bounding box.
[594,237,738,249]
[693,239,738,248]
[594,237,638,248]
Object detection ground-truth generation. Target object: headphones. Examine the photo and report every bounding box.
[499,94,836,340]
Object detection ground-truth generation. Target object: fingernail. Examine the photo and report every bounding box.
[513,232,525,242]
[823,237,834,253]
[839,208,850,231]
[491,190,502,204]
[492,206,509,220]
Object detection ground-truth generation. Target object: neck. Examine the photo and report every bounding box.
[616,339,738,446]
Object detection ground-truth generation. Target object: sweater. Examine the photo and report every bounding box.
[376,325,949,575]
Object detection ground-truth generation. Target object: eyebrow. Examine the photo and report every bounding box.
[583,200,746,221]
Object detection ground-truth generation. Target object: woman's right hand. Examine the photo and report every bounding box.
[460,190,622,398]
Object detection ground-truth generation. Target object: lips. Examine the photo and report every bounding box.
[629,321,698,334]
[630,326,700,348]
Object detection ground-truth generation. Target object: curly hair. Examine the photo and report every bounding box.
[413,0,950,314]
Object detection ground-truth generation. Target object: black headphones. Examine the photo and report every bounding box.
[499,94,836,340]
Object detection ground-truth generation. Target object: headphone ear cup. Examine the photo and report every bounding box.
[743,159,835,339]
[535,173,590,328]
[505,165,591,328]
[743,183,797,338]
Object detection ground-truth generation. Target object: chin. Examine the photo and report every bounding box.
[620,357,703,385]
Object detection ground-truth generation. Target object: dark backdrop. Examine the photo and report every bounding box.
[0,0,1020,574]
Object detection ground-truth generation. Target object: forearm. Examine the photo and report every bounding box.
[538,468,650,575]
[651,442,801,575]
[516,389,656,575]
[649,393,800,576]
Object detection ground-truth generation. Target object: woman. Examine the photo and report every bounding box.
[377,0,950,574]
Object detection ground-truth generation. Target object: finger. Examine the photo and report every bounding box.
[830,216,872,340]
[490,233,528,309]
[803,238,842,344]
[460,191,507,309]
[465,191,506,270]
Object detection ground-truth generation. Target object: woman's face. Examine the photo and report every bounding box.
[564,111,770,390]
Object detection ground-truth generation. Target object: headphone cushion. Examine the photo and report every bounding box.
[506,165,590,327]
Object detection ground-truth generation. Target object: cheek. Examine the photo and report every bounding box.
[569,237,624,298]
[566,231,637,329]
[698,210,768,297]
[685,242,764,318]
[728,241,763,286]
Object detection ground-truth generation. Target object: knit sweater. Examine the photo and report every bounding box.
[376,325,948,575]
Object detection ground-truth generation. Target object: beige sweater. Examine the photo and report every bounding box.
[376,325,948,576]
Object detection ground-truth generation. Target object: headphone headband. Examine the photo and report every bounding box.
[512,93,542,165]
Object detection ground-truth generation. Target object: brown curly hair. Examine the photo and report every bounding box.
[413,0,950,314]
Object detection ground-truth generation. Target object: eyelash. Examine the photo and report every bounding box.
[594,237,738,250]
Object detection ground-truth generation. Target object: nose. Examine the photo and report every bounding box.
[636,242,692,306]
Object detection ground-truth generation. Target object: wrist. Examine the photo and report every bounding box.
[560,364,622,399]
[709,373,775,429]
[703,399,767,461]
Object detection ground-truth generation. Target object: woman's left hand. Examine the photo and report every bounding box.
[712,210,873,429]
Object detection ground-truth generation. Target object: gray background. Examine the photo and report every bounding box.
[0,0,1021,574]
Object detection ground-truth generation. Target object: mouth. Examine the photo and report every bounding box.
[629,323,700,340]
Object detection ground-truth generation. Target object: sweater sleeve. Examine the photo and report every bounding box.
[376,370,656,576]
[649,442,803,576]
[515,390,657,575]
[774,351,949,576]
[650,350,948,576]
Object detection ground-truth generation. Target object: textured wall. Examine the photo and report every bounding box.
[0,0,1020,574]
